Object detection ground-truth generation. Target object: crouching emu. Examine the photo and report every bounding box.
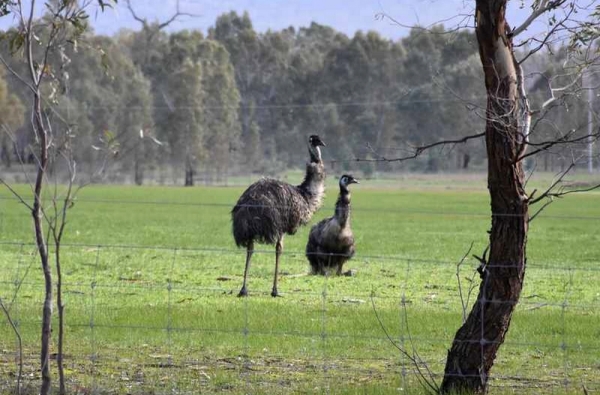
[232,135,326,297]
[306,174,359,276]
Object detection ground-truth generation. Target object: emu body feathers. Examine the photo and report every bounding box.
[306,174,358,276]
[232,163,325,247]
[231,135,326,297]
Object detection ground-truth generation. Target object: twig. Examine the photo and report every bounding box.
[401,297,439,392]
[517,7,570,64]
[456,242,475,324]
[0,178,34,210]
[525,303,549,311]
[537,70,585,111]
[473,245,489,279]
[125,0,199,31]
[375,11,474,34]
[8,250,35,309]
[0,296,23,394]
[529,162,576,205]
[370,291,439,394]
[510,0,568,38]
[0,55,35,93]
[517,132,598,163]
[526,159,599,222]
[335,132,485,164]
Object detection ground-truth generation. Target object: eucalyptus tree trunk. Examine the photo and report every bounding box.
[184,155,195,186]
[440,1,529,393]
[134,144,144,185]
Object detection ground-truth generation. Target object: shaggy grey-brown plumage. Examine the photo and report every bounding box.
[306,174,358,276]
[232,164,325,247]
[232,135,326,297]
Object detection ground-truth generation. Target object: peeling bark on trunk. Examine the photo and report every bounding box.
[440,1,529,393]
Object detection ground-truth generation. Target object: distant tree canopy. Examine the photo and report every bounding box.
[0,10,594,183]
[0,66,25,168]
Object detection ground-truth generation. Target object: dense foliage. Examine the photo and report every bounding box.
[0,11,595,184]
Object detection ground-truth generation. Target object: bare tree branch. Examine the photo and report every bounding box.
[517,131,598,162]
[0,177,34,210]
[515,62,532,159]
[527,162,600,222]
[510,0,568,38]
[370,291,439,394]
[517,9,569,64]
[124,0,148,27]
[456,242,475,324]
[332,132,486,164]
[528,199,553,222]
[0,297,23,394]
[529,161,575,205]
[529,160,600,220]
[125,0,199,33]
[0,55,35,93]
[50,154,76,395]
[537,70,584,111]
[555,182,600,197]
[375,11,474,34]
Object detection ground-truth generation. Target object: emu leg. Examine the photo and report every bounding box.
[238,241,254,297]
[271,238,283,297]
[321,253,331,276]
[313,251,324,276]
[316,255,326,276]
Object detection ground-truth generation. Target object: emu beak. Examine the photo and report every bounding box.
[352,179,360,184]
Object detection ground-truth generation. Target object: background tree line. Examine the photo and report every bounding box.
[0,10,596,185]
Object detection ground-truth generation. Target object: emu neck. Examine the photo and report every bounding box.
[298,161,325,210]
[308,145,322,163]
[335,187,351,228]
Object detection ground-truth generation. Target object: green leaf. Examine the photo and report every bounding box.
[0,0,13,17]
[98,0,117,12]
[8,31,24,54]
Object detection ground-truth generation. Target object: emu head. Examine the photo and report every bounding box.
[339,174,359,192]
[308,135,326,163]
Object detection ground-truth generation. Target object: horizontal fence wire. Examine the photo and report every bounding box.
[0,97,489,111]
[2,194,600,221]
[1,201,599,394]
[4,319,600,352]
[0,240,599,272]
[1,350,592,389]
[1,278,599,312]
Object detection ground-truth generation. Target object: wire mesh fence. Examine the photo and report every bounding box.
[0,235,599,394]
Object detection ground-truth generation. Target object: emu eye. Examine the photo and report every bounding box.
[341,176,348,184]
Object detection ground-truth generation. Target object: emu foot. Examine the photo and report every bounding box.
[237,287,248,297]
[270,289,282,298]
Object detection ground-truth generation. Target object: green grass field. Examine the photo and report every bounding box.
[0,173,599,394]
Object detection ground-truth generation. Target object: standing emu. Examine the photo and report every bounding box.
[232,135,326,297]
[306,174,359,275]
